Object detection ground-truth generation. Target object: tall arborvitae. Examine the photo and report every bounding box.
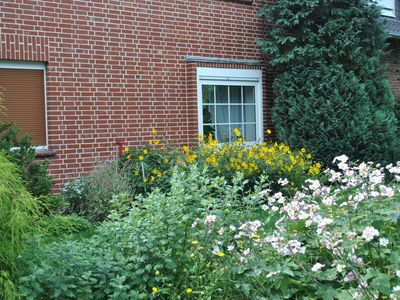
[259,0,400,164]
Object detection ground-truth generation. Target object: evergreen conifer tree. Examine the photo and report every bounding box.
[259,0,400,164]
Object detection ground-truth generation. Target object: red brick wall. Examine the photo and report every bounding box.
[386,39,400,102]
[0,0,272,190]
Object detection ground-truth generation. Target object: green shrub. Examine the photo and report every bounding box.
[61,161,134,223]
[0,122,53,196]
[17,159,400,299]
[37,215,93,239]
[0,152,40,299]
[259,0,400,165]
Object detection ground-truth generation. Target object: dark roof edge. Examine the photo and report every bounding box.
[185,56,263,65]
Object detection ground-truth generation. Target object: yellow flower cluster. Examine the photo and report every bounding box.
[180,132,321,180]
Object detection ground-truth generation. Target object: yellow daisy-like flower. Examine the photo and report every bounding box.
[154,139,159,145]
[306,153,312,159]
[233,128,241,137]
[155,270,160,276]
[127,155,131,160]
[198,133,203,140]
[124,146,129,153]
[152,287,158,293]
[143,149,148,155]
[301,147,306,153]
[217,252,225,257]
[139,155,144,161]
[149,140,153,145]
[151,129,157,135]
[266,129,272,134]
[191,241,199,245]
[143,178,148,183]
[186,288,193,294]
[197,246,204,251]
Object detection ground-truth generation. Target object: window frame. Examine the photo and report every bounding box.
[0,60,48,150]
[376,0,396,18]
[196,67,263,144]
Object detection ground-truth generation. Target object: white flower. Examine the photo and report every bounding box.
[211,245,220,255]
[229,225,236,231]
[396,270,400,278]
[227,245,235,252]
[322,196,336,206]
[394,286,400,292]
[336,264,346,273]
[204,215,216,226]
[361,226,379,242]
[191,218,200,228]
[278,178,289,186]
[243,248,251,256]
[218,227,225,236]
[338,162,349,171]
[379,238,389,246]
[266,271,279,278]
[305,179,320,191]
[347,231,356,240]
[333,155,349,164]
[311,263,325,272]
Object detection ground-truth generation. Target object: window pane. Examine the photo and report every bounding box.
[216,125,230,142]
[244,105,256,123]
[244,124,256,142]
[203,105,215,124]
[216,86,228,103]
[243,86,255,103]
[230,105,242,123]
[203,125,215,138]
[202,85,214,104]
[216,105,229,123]
[230,86,241,103]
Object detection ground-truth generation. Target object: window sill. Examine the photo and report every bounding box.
[35,149,56,158]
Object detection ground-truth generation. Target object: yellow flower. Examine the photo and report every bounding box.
[143,149,148,155]
[139,155,144,161]
[197,246,204,251]
[127,155,131,160]
[143,178,148,183]
[186,288,193,294]
[163,158,169,163]
[152,287,158,293]
[233,128,241,137]
[149,140,153,145]
[191,241,199,245]
[266,129,272,134]
[124,147,129,153]
[217,252,225,257]
[198,133,203,140]
[301,147,306,153]
[306,153,312,159]
[155,270,160,276]
[154,139,159,145]
[151,129,157,135]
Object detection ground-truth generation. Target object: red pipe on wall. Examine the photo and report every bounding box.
[116,139,125,158]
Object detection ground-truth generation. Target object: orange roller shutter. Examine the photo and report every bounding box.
[0,68,46,146]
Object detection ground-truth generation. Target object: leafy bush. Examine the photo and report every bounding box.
[36,215,93,240]
[259,0,400,165]
[61,161,134,223]
[0,122,53,196]
[17,158,400,299]
[121,130,321,194]
[0,152,40,299]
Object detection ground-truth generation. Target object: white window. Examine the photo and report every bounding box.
[376,0,396,17]
[197,67,262,144]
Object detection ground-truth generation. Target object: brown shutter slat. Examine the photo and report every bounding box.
[0,69,46,146]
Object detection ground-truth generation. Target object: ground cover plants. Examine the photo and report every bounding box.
[17,150,400,299]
